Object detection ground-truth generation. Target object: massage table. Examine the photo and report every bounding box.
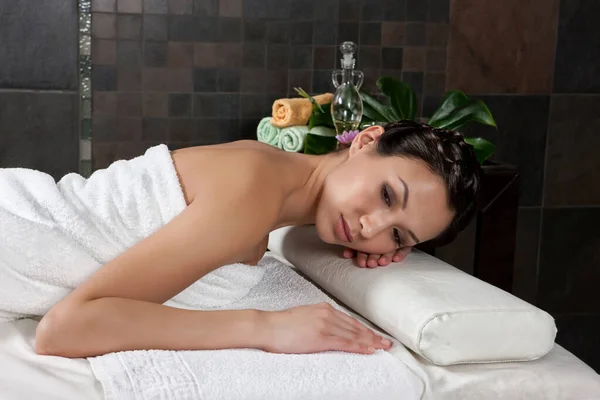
[1,252,599,400]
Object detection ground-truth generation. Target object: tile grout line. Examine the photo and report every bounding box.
[535,93,554,307]
[0,89,79,94]
[549,0,561,94]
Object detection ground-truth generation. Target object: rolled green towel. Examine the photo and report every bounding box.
[257,117,281,146]
[278,126,310,152]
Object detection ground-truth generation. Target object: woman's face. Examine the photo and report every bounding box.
[315,126,454,255]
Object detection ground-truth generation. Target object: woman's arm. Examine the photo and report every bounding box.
[35,170,279,357]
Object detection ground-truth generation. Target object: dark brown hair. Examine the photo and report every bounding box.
[376,120,482,248]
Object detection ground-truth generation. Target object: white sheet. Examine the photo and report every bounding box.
[1,258,599,400]
[88,257,423,400]
[365,312,600,400]
[0,318,103,400]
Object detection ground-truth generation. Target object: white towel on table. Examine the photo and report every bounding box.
[88,256,424,400]
[0,144,265,322]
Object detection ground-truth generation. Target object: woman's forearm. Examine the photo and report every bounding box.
[35,298,265,358]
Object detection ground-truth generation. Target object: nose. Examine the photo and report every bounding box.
[359,210,390,240]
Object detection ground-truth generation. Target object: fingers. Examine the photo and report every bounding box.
[325,337,380,355]
[309,303,392,355]
[392,247,412,263]
[333,309,371,333]
[383,247,412,265]
[366,253,380,268]
[334,319,391,349]
[356,252,383,268]
[378,252,393,266]
[356,252,368,268]
[328,309,391,350]
[343,248,354,259]
[347,247,413,269]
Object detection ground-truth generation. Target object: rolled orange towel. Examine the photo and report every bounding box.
[271,93,334,128]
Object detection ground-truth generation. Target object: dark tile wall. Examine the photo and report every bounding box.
[446,0,600,371]
[459,95,550,206]
[553,0,600,93]
[544,96,600,206]
[0,93,79,178]
[89,0,450,168]
[0,0,79,90]
[0,0,80,179]
[446,0,559,94]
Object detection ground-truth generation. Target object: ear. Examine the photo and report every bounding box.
[348,125,385,156]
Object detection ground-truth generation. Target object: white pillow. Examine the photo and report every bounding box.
[268,225,557,366]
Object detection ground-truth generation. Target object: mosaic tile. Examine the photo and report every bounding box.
[80,159,93,178]
[80,35,91,56]
[80,11,92,35]
[80,0,93,167]
[81,119,92,139]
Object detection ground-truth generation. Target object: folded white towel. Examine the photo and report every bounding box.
[88,256,424,400]
[0,144,264,322]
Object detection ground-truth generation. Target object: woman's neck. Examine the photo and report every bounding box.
[275,149,348,229]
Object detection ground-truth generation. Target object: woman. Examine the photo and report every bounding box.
[27,120,480,358]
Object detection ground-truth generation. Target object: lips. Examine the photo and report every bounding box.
[336,215,353,243]
[342,216,354,242]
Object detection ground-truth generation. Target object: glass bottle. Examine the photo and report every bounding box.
[331,41,364,136]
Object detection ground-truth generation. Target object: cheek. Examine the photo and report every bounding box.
[324,171,356,208]
[418,206,454,241]
[337,171,374,203]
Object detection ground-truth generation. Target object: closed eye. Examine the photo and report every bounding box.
[381,185,391,206]
[382,185,403,247]
[393,228,403,248]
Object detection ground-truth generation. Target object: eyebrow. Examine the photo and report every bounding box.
[398,176,420,244]
[398,176,409,210]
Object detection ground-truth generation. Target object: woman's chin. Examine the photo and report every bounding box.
[314,221,336,245]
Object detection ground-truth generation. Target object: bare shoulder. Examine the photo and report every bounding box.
[171,141,285,230]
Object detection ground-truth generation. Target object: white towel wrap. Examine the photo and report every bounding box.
[0,144,265,322]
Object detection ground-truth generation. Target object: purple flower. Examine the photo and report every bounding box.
[335,130,359,144]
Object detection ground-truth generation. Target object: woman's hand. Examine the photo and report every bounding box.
[343,247,412,268]
[260,302,391,355]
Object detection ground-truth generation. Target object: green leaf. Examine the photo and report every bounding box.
[377,76,417,120]
[359,115,376,129]
[294,87,325,113]
[464,137,496,164]
[428,91,471,127]
[359,91,396,122]
[361,99,388,122]
[304,133,338,155]
[432,99,497,130]
[308,103,334,130]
